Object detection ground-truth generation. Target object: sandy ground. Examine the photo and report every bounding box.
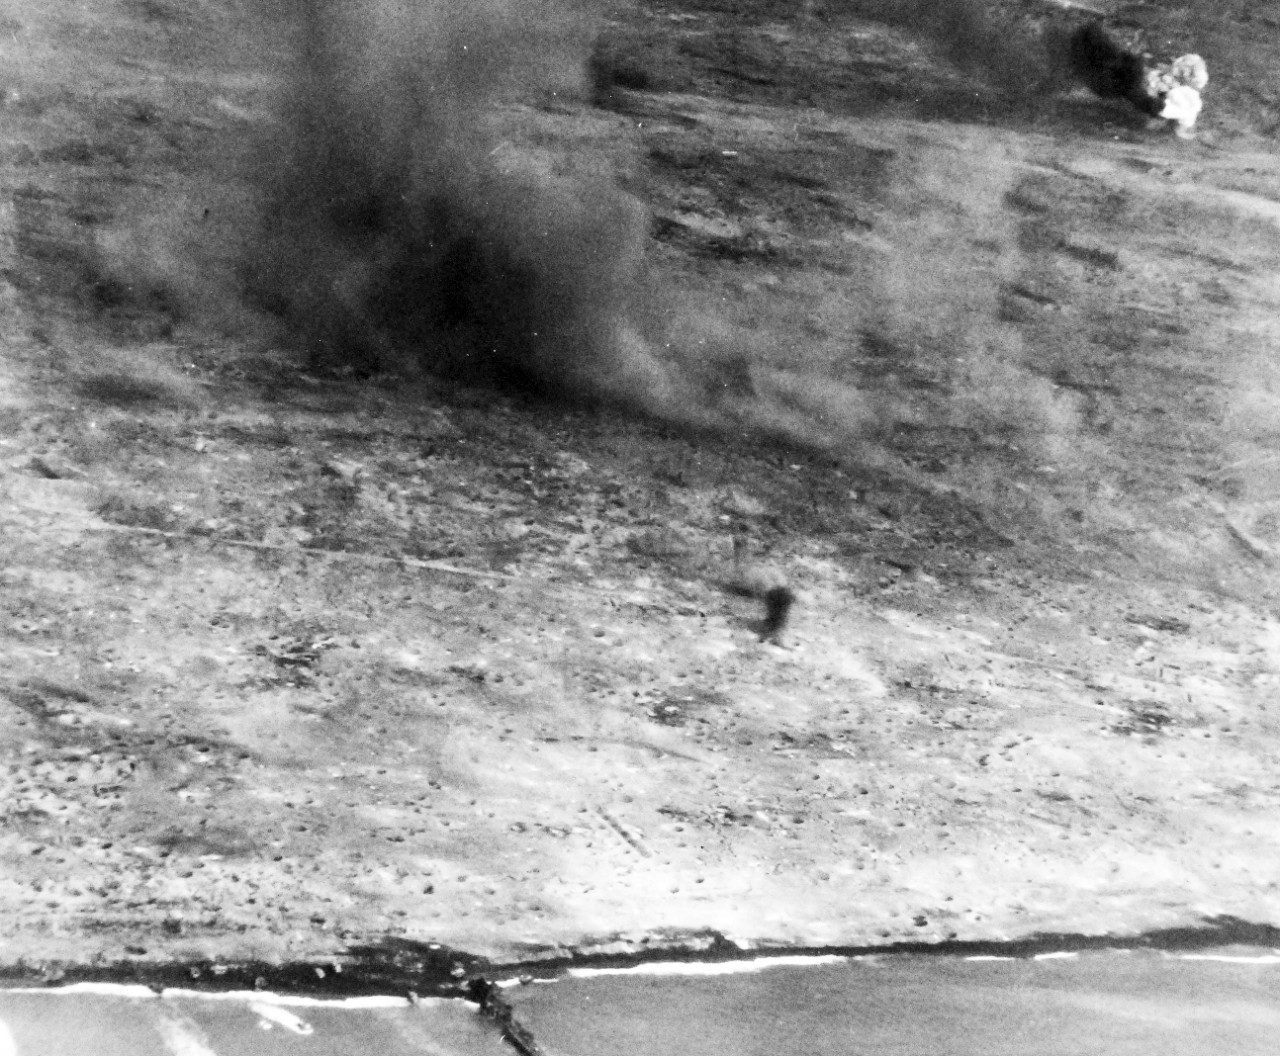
[2,0,1280,968]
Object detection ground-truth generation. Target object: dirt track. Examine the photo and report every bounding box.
[2,0,1280,967]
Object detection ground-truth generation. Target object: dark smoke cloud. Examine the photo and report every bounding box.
[244,0,661,401]
[89,0,1087,468]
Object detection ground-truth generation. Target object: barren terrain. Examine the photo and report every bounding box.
[2,0,1280,969]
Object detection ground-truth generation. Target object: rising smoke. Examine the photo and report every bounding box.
[242,0,1080,455]
[243,0,670,404]
[92,0,1085,470]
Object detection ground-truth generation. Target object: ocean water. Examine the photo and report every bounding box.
[506,949,1280,1056]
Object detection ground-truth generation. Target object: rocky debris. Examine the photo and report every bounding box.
[468,977,547,1056]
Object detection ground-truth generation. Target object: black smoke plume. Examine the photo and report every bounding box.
[1062,22,1161,116]
[243,0,654,401]
[836,0,1164,109]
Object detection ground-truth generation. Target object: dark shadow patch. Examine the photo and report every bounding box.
[1110,700,1175,737]
[38,139,131,167]
[643,687,733,727]
[125,0,180,22]
[73,371,173,407]
[1060,241,1121,270]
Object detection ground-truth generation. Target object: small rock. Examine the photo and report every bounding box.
[321,459,362,482]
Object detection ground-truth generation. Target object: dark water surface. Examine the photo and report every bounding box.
[507,950,1280,1056]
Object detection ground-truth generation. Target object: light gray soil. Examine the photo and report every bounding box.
[2,0,1279,966]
